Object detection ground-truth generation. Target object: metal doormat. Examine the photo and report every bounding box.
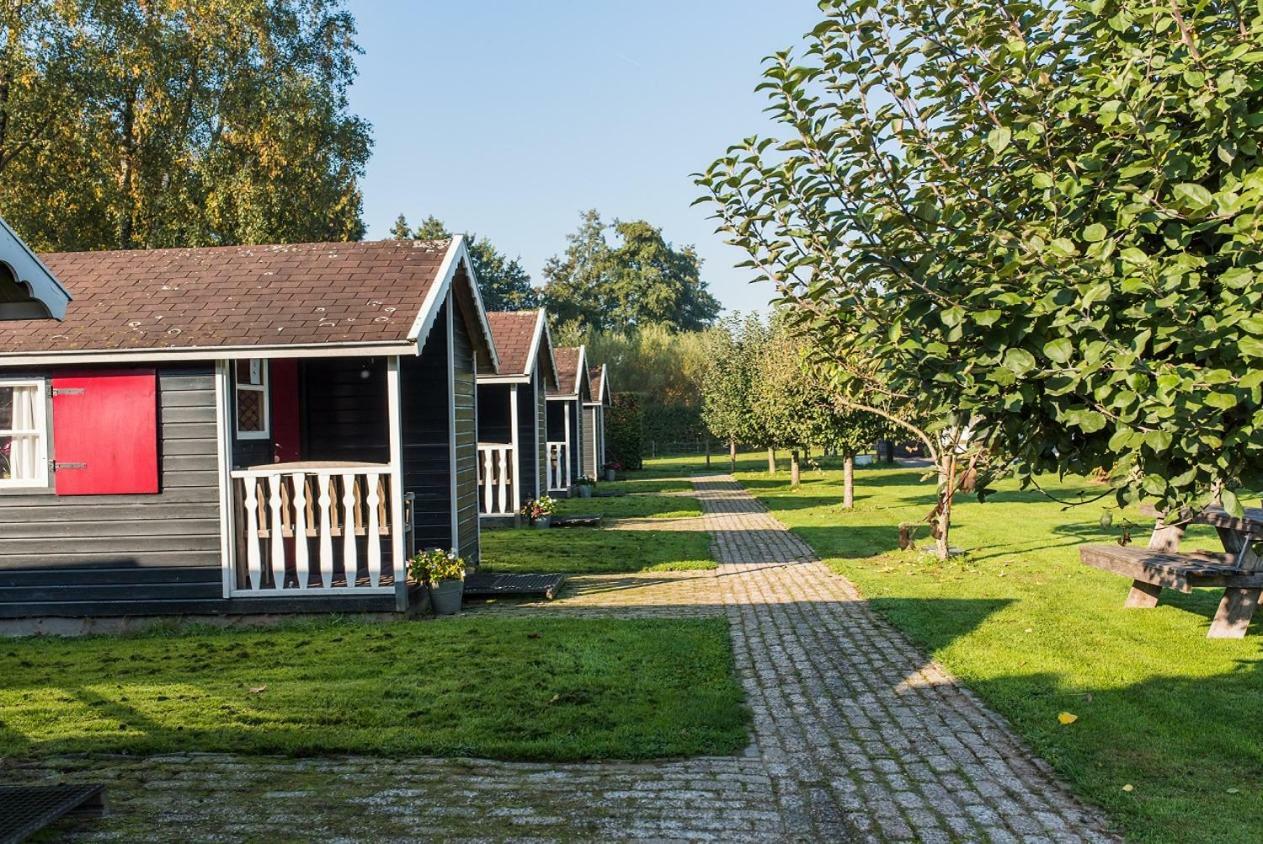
[0,784,105,843]
[551,515,602,528]
[464,572,567,600]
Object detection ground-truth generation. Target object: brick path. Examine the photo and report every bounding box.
[10,475,1115,842]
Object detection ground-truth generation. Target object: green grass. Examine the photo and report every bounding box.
[482,476,713,574]
[696,452,1263,843]
[0,615,747,761]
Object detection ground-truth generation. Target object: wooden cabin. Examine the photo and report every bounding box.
[545,346,592,492]
[582,364,611,478]
[475,309,559,517]
[0,217,71,320]
[0,237,498,621]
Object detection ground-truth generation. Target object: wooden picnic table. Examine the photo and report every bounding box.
[1080,503,1263,639]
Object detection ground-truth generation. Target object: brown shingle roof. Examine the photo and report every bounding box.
[484,310,541,376]
[0,239,456,356]
[549,346,589,397]
[588,366,607,403]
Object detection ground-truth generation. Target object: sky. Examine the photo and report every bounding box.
[344,0,823,316]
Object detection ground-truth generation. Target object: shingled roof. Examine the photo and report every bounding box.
[586,365,610,405]
[549,346,590,398]
[0,238,496,368]
[482,309,558,387]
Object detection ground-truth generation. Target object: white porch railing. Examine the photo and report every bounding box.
[478,443,514,515]
[230,462,398,595]
[547,441,569,491]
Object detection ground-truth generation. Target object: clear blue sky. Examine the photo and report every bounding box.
[345,1,822,316]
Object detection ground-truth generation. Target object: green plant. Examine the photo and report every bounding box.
[519,495,556,523]
[408,548,465,584]
[607,393,644,470]
[575,475,595,487]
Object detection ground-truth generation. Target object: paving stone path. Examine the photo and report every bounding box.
[9,475,1115,842]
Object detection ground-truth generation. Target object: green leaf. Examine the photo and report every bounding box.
[1078,411,1108,433]
[1222,488,1244,518]
[1172,182,1214,211]
[975,310,1002,326]
[1206,392,1238,410]
[1043,338,1074,363]
[1032,172,1054,189]
[987,126,1012,155]
[1003,348,1037,374]
[1082,223,1107,243]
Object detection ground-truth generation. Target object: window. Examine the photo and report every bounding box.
[234,359,270,440]
[0,380,48,488]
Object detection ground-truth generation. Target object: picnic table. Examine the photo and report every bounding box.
[1080,504,1263,639]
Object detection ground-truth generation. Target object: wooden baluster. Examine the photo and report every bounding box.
[291,472,311,588]
[482,449,493,513]
[243,477,261,591]
[317,472,334,587]
[366,473,382,587]
[498,447,509,514]
[268,474,285,589]
[341,473,358,586]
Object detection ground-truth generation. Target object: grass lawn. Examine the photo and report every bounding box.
[0,615,747,761]
[482,476,713,574]
[640,451,1263,843]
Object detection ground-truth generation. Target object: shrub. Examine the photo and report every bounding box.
[608,393,644,470]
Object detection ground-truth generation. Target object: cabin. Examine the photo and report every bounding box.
[475,309,559,518]
[545,346,592,492]
[0,217,71,320]
[582,364,611,478]
[0,236,498,622]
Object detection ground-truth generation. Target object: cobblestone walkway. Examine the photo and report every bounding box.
[695,476,1113,842]
[9,476,1116,842]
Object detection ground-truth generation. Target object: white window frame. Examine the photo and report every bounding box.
[0,378,49,489]
[233,359,271,441]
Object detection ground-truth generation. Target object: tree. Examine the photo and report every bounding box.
[391,213,539,310]
[0,0,371,251]
[542,210,721,334]
[698,0,1263,553]
[701,314,768,471]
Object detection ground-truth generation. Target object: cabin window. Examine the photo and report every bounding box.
[0,379,48,488]
[234,359,270,440]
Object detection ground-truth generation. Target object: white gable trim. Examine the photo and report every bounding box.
[407,235,500,373]
[0,217,72,320]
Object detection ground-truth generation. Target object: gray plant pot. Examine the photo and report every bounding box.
[605,469,616,482]
[578,485,593,498]
[429,579,464,616]
[531,515,552,530]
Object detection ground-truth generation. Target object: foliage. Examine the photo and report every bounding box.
[0,616,747,761]
[701,313,768,451]
[575,474,595,487]
[519,495,556,523]
[732,456,1263,843]
[697,0,1263,519]
[607,392,645,470]
[408,548,465,584]
[391,214,539,311]
[0,0,370,250]
[542,209,720,334]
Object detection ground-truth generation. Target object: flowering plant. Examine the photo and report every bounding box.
[408,548,465,584]
[603,460,623,471]
[575,474,596,487]
[519,495,556,522]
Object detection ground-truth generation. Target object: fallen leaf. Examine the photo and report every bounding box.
[1024,628,1033,634]
[1057,711,1078,725]
[1122,784,1134,793]
[1227,787,1240,794]
[249,685,268,694]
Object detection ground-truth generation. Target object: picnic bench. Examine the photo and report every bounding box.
[1080,504,1263,638]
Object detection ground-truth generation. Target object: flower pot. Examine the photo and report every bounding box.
[578,485,593,498]
[429,579,464,616]
[604,469,616,482]
[531,515,552,530]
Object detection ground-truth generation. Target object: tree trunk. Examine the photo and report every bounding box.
[790,450,801,487]
[767,447,776,475]
[843,453,854,509]
[116,90,138,249]
[729,437,737,473]
[935,453,957,559]
[704,435,711,467]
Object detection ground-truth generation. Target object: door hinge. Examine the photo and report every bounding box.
[51,387,85,397]
[54,462,87,471]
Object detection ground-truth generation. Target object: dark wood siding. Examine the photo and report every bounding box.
[301,357,389,464]
[514,372,540,500]
[569,399,584,481]
[534,370,546,499]
[0,365,224,617]
[477,384,511,444]
[451,301,480,564]
[583,405,598,477]
[401,301,453,554]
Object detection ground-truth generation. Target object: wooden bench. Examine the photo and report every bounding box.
[1081,504,1263,638]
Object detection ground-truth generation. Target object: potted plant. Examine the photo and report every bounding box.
[575,475,595,498]
[520,495,556,529]
[409,548,466,616]
[603,460,621,482]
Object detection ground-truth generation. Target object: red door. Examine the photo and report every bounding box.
[52,369,158,495]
